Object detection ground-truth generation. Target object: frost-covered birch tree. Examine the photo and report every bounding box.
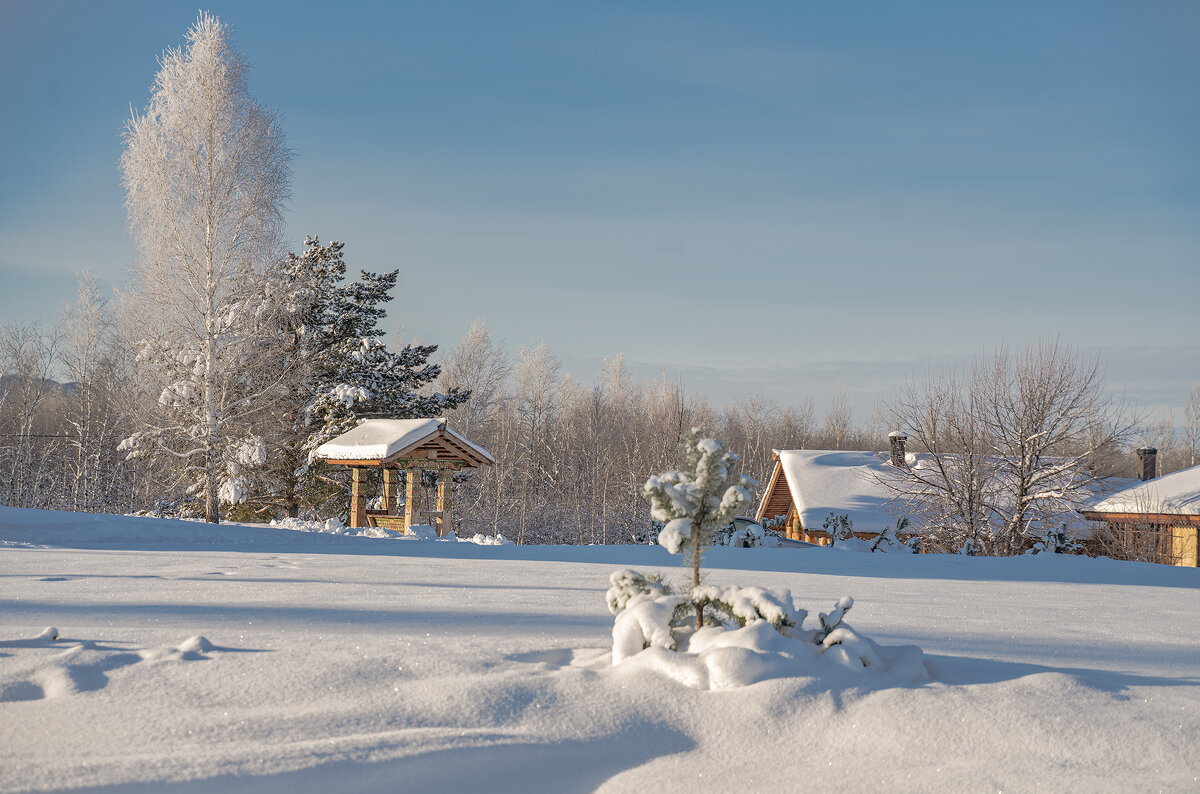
[439,320,510,441]
[883,341,1133,554]
[1184,384,1200,469]
[0,323,62,509]
[821,389,854,451]
[60,274,134,513]
[881,365,994,551]
[119,13,292,522]
[975,340,1132,554]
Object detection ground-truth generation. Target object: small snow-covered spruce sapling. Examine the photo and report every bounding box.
[605,569,671,614]
[641,429,758,628]
[823,512,854,545]
[760,514,788,534]
[617,431,883,673]
[1026,523,1082,555]
[870,516,912,552]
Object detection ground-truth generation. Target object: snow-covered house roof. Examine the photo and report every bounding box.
[314,418,494,467]
[757,448,1120,538]
[757,450,900,536]
[1084,464,1200,518]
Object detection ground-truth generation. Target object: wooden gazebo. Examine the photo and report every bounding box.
[314,418,493,535]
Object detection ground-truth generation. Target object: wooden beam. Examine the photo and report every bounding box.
[350,467,367,529]
[437,475,452,537]
[382,467,398,516]
[404,469,419,532]
[1080,511,1200,527]
[391,431,450,461]
[396,458,463,471]
[435,430,492,468]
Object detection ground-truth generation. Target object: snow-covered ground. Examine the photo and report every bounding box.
[2,506,1199,792]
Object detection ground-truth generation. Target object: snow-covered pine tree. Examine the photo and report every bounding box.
[119,13,292,522]
[254,236,468,517]
[1026,523,1082,555]
[870,516,911,552]
[642,429,757,628]
[823,512,854,545]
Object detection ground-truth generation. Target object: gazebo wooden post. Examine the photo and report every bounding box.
[350,467,368,529]
[437,473,452,537]
[404,466,419,531]
[381,466,398,515]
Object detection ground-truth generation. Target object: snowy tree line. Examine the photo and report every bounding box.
[4,305,1199,543]
[0,278,139,513]
[0,302,892,534]
[431,321,905,543]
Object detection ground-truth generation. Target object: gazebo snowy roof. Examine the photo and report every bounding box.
[315,418,493,467]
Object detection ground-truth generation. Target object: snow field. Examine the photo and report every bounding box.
[1,509,1199,791]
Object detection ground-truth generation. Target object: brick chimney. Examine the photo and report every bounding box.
[1137,446,1157,481]
[889,430,909,468]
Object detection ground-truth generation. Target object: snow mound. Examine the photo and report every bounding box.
[458,532,513,546]
[140,635,216,663]
[0,626,60,648]
[266,516,509,545]
[177,635,214,654]
[613,614,927,691]
[405,524,439,541]
[269,516,353,535]
[607,570,928,690]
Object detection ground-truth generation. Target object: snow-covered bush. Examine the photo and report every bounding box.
[712,519,779,548]
[823,512,854,544]
[642,517,778,548]
[605,569,673,613]
[760,514,787,533]
[606,569,926,688]
[132,497,205,520]
[633,519,663,546]
[1026,523,1082,555]
[691,583,800,630]
[269,516,350,534]
[612,594,690,662]
[867,517,914,553]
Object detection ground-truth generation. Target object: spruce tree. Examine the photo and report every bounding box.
[256,236,468,517]
[642,429,757,628]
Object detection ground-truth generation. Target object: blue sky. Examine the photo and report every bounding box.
[1,1,1197,416]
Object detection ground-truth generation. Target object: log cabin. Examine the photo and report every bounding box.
[755,447,910,545]
[1080,449,1200,567]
